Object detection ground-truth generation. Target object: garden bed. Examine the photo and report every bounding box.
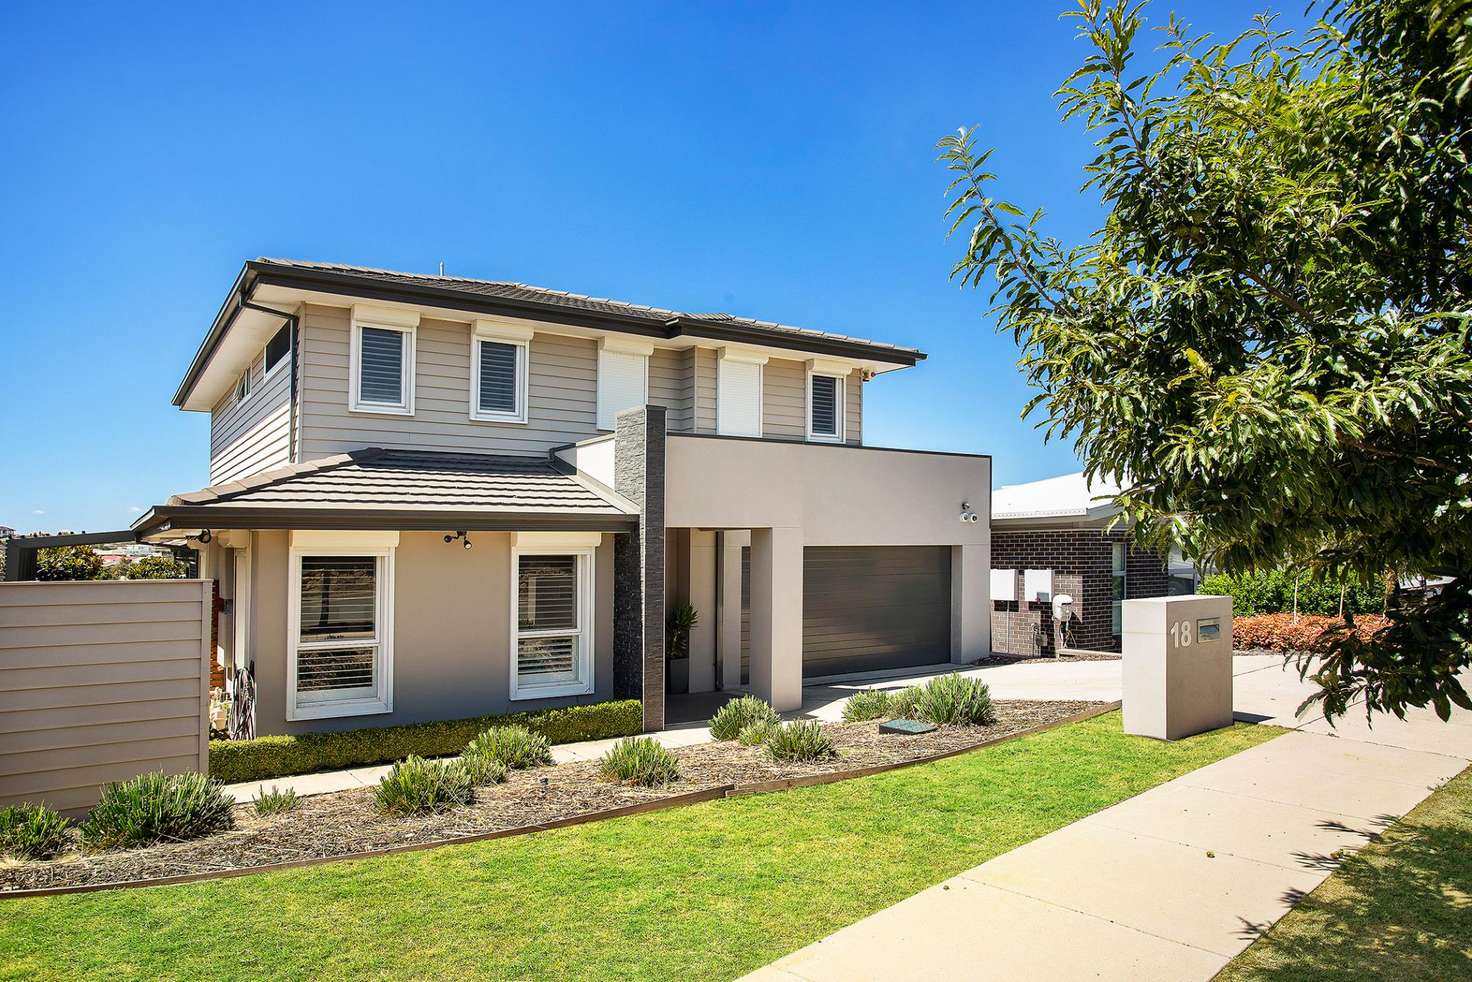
[0,699,1101,893]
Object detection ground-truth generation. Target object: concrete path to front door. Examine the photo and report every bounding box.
[746,666,1472,982]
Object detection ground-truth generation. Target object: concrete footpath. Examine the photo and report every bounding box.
[747,669,1472,982]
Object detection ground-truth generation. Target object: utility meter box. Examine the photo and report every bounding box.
[1122,595,1234,740]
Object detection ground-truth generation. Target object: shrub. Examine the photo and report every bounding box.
[460,753,509,787]
[765,721,837,763]
[209,699,642,784]
[708,695,780,740]
[912,674,995,726]
[252,786,299,816]
[81,772,235,849]
[464,725,552,771]
[35,545,104,581]
[375,756,474,815]
[888,686,923,719]
[0,803,73,861]
[736,720,780,746]
[841,689,893,722]
[1200,568,1384,617]
[121,555,189,579]
[1234,613,1390,653]
[599,737,680,787]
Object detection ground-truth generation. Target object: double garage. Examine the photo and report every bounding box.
[743,545,953,681]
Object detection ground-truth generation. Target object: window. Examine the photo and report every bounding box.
[234,370,251,404]
[349,309,417,415]
[596,343,650,430]
[717,350,765,437]
[807,372,844,441]
[472,336,528,423]
[511,546,594,700]
[263,324,291,377]
[288,544,394,720]
[1111,542,1127,634]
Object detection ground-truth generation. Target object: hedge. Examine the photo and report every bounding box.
[1234,613,1389,653]
[1200,568,1385,617]
[209,699,643,784]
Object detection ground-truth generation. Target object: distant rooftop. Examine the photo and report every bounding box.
[991,471,1124,521]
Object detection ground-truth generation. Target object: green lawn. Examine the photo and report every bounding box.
[0,713,1276,981]
[1219,763,1472,982]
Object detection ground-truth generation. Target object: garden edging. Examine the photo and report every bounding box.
[1,701,1121,900]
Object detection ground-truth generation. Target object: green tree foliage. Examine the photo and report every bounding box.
[1200,568,1383,617]
[35,545,105,581]
[120,554,188,579]
[941,0,1472,720]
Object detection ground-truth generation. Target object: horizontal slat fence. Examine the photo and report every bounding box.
[0,579,211,815]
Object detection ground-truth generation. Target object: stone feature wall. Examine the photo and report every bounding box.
[990,528,1167,655]
[614,405,667,731]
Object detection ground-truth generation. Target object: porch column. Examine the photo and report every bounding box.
[613,405,666,731]
[749,526,803,712]
[717,530,749,690]
[951,543,991,663]
[687,529,717,692]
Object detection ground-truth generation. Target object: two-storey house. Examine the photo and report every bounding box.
[132,259,992,734]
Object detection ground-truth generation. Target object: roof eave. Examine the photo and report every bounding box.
[133,505,638,539]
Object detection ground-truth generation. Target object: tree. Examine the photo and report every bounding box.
[35,546,105,581]
[941,0,1472,721]
[120,554,188,580]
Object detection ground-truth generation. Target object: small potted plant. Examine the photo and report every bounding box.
[667,602,698,694]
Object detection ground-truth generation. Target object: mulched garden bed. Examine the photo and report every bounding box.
[1,699,1102,893]
[971,651,1120,667]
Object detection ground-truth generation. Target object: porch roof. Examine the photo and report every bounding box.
[131,449,639,539]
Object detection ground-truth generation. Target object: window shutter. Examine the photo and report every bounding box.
[597,348,647,430]
[718,359,762,436]
[359,327,405,405]
[478,340,520,415]
[811,375,839,437]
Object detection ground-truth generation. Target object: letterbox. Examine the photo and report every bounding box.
[1121,595,1234,740]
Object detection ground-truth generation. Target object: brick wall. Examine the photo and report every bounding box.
[990,527,1167,654]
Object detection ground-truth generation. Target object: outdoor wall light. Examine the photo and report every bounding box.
[444,531,472,550]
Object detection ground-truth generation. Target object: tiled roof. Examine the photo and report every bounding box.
[255,258,922,357]
[168,449,634,516]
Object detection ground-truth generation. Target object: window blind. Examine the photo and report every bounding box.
[359,327,405,405]
[518,555,578,631]
[299,556,377,642]
[478,340,520,415]
[597,348,647,430]
[811,375,839,436]
[717,359,761,436]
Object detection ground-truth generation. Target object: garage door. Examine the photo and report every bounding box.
[802,546,952,678]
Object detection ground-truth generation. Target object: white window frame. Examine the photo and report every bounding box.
[470,320,533,424]
[805,370,846,442]
[234,368,251,405]
[349,305,419,416]
[1110,541,1128,636]
[286,531,397,721]
[509,533,598,701]
[596,337,653,431]
[716,347,767,437]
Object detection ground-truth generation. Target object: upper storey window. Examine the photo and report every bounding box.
[807,372,844,442]
[717,348,766,437]
[471,320,533,424]
[349,306,419,415]
[262,324,291,378]
[596,338,652,431]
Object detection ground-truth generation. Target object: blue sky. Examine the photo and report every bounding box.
[0,0,1305,533]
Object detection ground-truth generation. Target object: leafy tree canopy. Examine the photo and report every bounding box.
[942,0,1472,720]
[120,554,188,580]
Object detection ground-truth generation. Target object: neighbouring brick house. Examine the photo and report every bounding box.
[990,472,1175,656]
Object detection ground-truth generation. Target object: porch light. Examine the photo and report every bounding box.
[444,531,472,550]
